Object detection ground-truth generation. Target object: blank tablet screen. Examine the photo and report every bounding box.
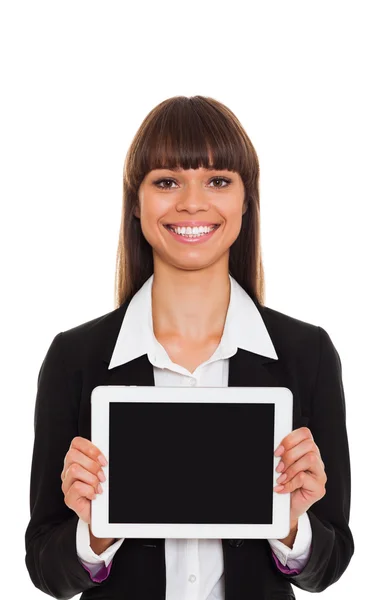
[108,402,275,524]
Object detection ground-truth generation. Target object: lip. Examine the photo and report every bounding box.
[163,221,221,227]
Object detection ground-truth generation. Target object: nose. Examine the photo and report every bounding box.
[175,182,210,213]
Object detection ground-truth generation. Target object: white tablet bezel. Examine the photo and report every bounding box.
[91,385,293,539]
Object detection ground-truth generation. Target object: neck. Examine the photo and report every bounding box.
[151,258,231,342]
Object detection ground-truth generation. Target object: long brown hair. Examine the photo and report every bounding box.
[114,95,265,308]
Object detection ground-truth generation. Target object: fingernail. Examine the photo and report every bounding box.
[276,461,285,472]
[274,484,284,491]
[274,445,284,456]
[277,473,287,484]
[98,454,107,466]
[97,483,103,494]
[98,470,106,482]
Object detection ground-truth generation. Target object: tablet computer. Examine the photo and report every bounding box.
[90,385,293,539]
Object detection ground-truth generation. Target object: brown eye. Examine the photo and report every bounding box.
[210,177,231,188]
[153,178,177,189]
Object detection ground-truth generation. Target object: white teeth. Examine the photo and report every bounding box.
[169,225,217,236]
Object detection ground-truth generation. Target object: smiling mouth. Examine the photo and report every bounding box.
[164,224,220,235]
[163,223,221,242]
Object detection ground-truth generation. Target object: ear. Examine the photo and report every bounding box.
[134,204,140,219]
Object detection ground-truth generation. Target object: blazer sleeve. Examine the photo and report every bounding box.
[273,325,355,592]
[25,332,105,599]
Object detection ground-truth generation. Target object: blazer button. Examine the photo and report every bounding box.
[228,539,244,547]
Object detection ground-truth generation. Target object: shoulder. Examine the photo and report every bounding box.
[260,302,319,339]
[61,302,127,338]
[57,301,129,363]
[258,303,324,361]
[259,303,340,374]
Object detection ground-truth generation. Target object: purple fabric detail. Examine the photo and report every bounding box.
[271,550,301,575]
[81,559,113,582]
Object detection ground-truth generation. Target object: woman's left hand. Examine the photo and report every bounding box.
[274,426,327,525]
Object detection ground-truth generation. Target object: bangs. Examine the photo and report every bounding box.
[127,96,256,188]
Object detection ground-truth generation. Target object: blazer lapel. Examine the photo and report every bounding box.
[103,353,155,386]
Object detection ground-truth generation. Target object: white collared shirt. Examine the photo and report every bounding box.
[76,274,312,598]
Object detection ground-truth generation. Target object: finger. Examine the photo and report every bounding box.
[70,436,107,466]
[61,462,101,496]
[276,451,326,487]
[275,470,326,497]
[275,427,313,456]
[64,480,97,511]
[276,438,321,473]
[62,447,105,482]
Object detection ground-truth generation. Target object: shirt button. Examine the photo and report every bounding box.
[189,378,196,386]
[188,574,196,583]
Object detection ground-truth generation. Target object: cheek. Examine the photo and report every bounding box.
[140,196,168,223]
[224,209,243,237]
[138,205,164,245]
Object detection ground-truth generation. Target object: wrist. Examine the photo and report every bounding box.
[290,518,299,532]
[278,519,298,549]
[89,524,116,554]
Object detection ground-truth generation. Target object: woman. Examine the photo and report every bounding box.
[25,95,354,600]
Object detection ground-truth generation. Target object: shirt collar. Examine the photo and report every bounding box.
[108,274,278,370]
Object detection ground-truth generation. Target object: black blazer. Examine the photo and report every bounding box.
[25,296,354,600]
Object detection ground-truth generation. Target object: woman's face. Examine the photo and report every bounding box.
[136,166,246,272]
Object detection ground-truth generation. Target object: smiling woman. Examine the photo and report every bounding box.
[25,95,354,600]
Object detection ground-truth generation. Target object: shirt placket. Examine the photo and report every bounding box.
[185,538,201,600]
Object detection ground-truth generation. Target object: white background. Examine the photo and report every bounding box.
[1,1,376,598]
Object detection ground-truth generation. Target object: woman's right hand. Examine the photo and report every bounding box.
[61,436,107,525]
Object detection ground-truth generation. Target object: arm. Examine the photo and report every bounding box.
[270,326,354,592]
[24,332,109,599]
